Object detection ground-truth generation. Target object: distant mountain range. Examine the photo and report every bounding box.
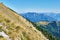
[21,12,60,40]
[46,13,60,21]
[36,21,60,38]
[21,12,60,22]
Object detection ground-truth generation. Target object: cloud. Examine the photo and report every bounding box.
[19,8,60,13]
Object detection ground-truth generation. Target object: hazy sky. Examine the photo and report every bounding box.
[0,0,60,13]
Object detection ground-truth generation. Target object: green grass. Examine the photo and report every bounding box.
[33,23,60,40]
[26,19,60,40]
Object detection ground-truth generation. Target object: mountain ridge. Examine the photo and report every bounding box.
[21,12,57,22]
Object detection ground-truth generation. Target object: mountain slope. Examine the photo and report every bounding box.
[0,3,48,40]
[35,21,60,40]
[46,13,60,21]
[21,12,57,22]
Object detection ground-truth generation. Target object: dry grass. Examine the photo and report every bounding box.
[0,3,48,40]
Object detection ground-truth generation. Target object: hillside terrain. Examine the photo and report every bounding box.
[0,3,48,40]
[46,13,60,21]
[21,12,60,40]
[35,21,60,40]
[21,12,57,22]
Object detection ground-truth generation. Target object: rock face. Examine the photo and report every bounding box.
[0,3,48,40]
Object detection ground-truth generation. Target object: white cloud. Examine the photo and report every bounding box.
[19,8,60,13]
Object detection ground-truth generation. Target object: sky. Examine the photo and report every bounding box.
[0,0,60,13]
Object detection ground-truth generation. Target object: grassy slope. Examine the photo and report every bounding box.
[31,22,60,40]
[0,3,48,40]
